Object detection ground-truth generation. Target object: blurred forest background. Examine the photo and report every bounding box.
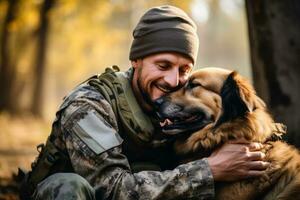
[0,0,250,178]
[0,0,299,198]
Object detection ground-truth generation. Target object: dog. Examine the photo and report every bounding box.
[155,67,300,200]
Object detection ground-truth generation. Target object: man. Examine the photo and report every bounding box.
[22,5,268,200]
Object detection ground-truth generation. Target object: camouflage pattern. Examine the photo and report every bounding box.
[33,173,95,200]
[33,68,215,199]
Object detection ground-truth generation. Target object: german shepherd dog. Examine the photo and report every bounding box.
[155,68,300,200]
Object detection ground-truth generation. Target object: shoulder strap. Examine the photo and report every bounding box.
[115,70,155,141]
[88,67,155,145]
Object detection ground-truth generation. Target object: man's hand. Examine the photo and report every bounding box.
[207,140,269,182]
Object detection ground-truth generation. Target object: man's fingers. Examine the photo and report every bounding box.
[247,151,266,160]
[248,161,270,170]
[228,140,263,151]
[248,142,263,151]
[246,170,266,178]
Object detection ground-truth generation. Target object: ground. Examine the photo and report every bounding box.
[0,114,50,199]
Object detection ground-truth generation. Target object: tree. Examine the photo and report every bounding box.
[31,0,56,116]
[246,0,300,148]
[0,0,19,113]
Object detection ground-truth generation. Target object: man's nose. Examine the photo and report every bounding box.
[164,68,179,88]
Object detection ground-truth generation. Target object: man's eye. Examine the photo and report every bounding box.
[157,64,168,69]
[188,82,202,89]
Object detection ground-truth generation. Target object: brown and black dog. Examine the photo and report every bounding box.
[155,67,300,200]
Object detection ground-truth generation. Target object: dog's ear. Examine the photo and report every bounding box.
[215,71,258,126]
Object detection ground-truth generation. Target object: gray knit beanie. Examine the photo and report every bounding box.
[129,5,199,63]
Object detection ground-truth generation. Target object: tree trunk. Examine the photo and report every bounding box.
[246,0,300,148]
[0,0,19,113]
[31,0,55,117]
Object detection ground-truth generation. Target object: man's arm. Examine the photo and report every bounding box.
[61,100,215,200]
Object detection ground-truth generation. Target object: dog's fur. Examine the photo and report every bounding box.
[156,67,300,200]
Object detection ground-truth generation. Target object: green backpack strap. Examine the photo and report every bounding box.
[88,66,155,145]
[115,70,154,142]
[88,67,119,117]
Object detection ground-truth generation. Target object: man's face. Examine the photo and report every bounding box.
[131,52,194,112]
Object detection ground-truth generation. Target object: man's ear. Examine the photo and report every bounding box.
[131,59,140,69]
[215,71,255,127]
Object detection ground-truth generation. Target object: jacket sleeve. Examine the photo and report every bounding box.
[60,98,215,200]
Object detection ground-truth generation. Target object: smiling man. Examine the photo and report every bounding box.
[131,52,193,112]
[21,5,268,200]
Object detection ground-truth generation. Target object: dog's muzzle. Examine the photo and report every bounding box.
[154,97,213,136]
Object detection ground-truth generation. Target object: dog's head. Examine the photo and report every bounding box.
[155,67,265,135]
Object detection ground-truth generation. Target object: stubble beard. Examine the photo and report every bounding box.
[137,76,154,109]
[135,67,183,113]
[136,67,155,112]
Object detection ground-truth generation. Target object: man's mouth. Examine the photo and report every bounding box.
[156,84,172,93]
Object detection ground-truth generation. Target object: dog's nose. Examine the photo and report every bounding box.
[154,97,165,108]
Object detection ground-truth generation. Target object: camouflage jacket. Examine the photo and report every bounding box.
[47,68,215,200]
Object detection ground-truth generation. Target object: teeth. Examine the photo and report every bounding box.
[159,120,167,127]
[159,119,173,127]
[166,119,173,125]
